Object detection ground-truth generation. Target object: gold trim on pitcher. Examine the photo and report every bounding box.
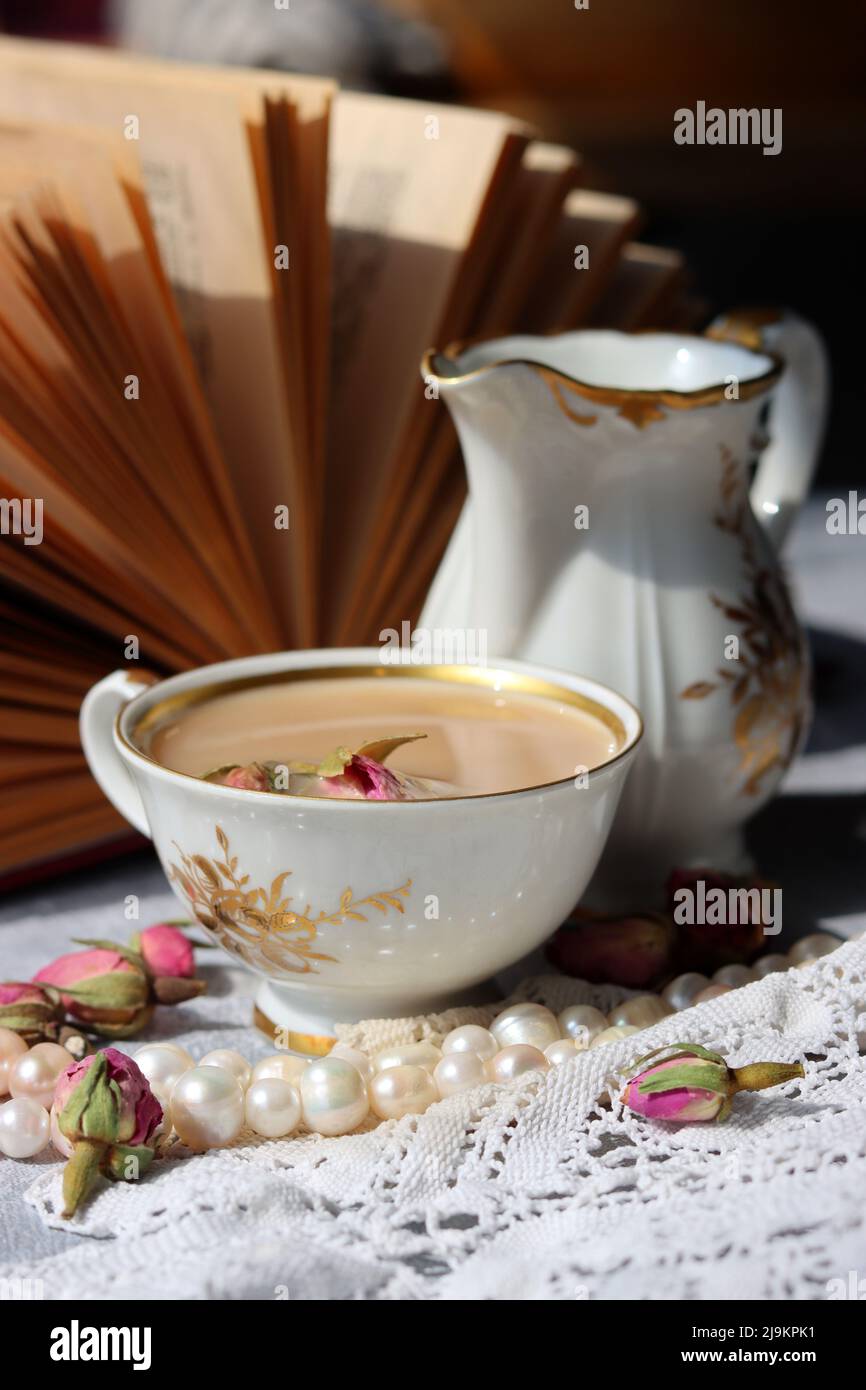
[706,307,783,352]
[422,329,783,424]
[679,446,809,795]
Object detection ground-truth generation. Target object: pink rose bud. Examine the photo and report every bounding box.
[55,1048,163,1217]
[205,763,271,791]
[202,736,456,801]
[305,753,427,801]
[33,927,207,1038]
[0,981,65,1043]
[137,923,195,979]
[621,1043,805,1124]
[33,949,151,1038]
[666,867,770,967]
[0,982,44,1006]
[286,735,450,801]
[547,911,677,989]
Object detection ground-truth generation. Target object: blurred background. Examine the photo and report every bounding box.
[2,0,863,484]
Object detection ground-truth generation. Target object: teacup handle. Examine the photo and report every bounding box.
[707,308,829,550]
[80,670,154,839]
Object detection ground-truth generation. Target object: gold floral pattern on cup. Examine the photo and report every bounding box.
[169,825,412,978]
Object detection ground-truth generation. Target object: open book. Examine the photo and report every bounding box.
[0,36,699,881]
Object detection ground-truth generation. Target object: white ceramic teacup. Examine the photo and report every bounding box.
[80,648,642,1050]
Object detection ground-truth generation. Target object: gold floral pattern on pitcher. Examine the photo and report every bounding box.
[680,447,809,795]
[168,825,412,979]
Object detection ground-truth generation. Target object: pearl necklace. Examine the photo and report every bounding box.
[127,930,851,1147]
[0,930,847,1158]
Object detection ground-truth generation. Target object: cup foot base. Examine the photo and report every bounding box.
[254,977,499,1054]
[253,1004,336,1056]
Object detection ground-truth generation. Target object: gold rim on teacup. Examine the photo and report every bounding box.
[117,661,643,804]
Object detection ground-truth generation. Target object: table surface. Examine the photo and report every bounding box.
[1,496,864,1288]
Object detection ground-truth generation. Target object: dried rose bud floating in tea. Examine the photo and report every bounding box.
[145,673,618,795]
[204,735,458,801]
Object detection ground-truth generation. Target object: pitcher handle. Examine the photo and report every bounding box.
[80,671,154,838]
[708,308,830,550]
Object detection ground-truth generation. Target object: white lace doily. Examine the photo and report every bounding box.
[6,940,865,1301]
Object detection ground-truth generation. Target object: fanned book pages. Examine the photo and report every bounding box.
[0,36,700,881]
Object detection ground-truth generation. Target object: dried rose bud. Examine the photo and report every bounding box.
[54,1048,163,1217]
[288,733,446,800]
[33,948,152,1038]
[547,911,677,989]
[666,867,771,967]
[204,762,271,791]
[621,1043,804,1124]
[0,981,65,1043]
[28,922,206,1042]
[70,926,205,1014]
[0,982,45,1006]
[203,734,454,801]
[135,922,195,979]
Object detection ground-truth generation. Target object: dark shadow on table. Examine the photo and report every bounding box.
[743,621,866,934]
[805,625,866,757]
[746,792,866,935]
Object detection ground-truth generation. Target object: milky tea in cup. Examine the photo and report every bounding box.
[140,670,622,797]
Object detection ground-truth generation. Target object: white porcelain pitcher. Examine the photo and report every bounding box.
[420,312,829,903]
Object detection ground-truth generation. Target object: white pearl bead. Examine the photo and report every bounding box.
[713,963,757,987]
[544,1039,579,1066]
[692,983,732,1003]
[147,1084,173,1135]
[487,1044,549,1083]
[788,933,840,965]
[9,1042,74,1110]
[490,1002,560,1052]
[662,972,709,1011]
[0,1096,51,1157]
[607,995,673,1028]
[433,1051,487,1097]
[0,1028,29,1097]
[300,1057,369,1136]
[557,1005,607,1049]
[49,1105,74,1158]
[372,1041,442,1075]
[170,1066,245,1151]
[134,1043,194,1096]
[370,1064,438,1120]
[589,1025,640,1048]
[327,1044,374,1084]
[251,1053,308,1088]
[441,1025,498,1062]
[199,1049,252,1090]
[244,1078,301,1138]
[753,953,790,977]
[146,1041,190,1059]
